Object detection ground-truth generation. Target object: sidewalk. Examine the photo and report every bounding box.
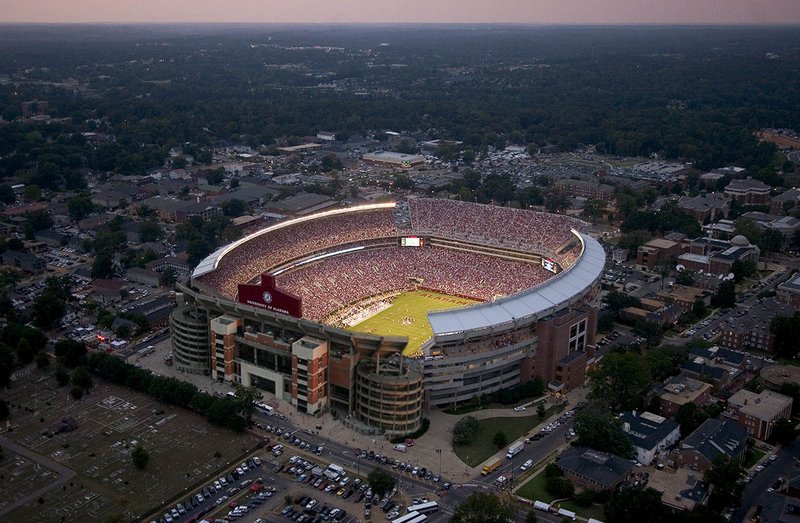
[134,337,588,483]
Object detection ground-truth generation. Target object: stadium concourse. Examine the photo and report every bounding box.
[176,198,604,434]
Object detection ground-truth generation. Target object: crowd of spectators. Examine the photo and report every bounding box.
[276,246,552,321]
[196,209,397,298]
[196,199,588,307]
[408,198,588,264]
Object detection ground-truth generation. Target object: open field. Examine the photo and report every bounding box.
[452,415,542,467]
[351,290,477,355]
[1,366,261,523]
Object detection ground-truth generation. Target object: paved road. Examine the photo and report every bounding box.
[0,435,76,518]
[733,441,800,523]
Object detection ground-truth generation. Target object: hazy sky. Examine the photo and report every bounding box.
[2,0,800,25]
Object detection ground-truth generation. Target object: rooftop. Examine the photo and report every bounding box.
[725,178,771,193]
[556,447,635,489]
[727,389,793,421]
[620,411,680,452]
[681,418,747,463]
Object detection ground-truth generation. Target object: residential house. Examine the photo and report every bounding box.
[619,411,681,466]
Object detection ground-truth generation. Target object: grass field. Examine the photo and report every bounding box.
[517,473,606,520]
[452,415,542,467]
[351,290,477,355]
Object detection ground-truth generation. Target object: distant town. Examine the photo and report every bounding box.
[1,24,800,523]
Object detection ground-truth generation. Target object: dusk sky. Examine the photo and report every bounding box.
[3,0,800,25]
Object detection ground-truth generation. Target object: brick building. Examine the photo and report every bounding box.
[725,389,793,441]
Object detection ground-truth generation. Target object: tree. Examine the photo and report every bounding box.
[545,192,571,213]
[138,220,163,242]
[525,510,538,523]
[222,198,246,217]
[573,401,635,458]
[91,250,115,279]
[0,184,15,204]
[582,198,608,220]
[206,168,225,185]
[711,280,736,309]
[131,444,150,470]
[545,474,575,499]
[704,454,744,510]
[598,314,615,333]
[32,290,66,331]
[452,416,480,445]
[769,418,799,446]
[675,403,708,438]
[537,403,546,419]
[675,270,695,286]
[71,367,93,390]
[0,342,13,388]
[451,492,513,523]
[493,431,508,449]
[0,399,8,421]
[67,194,95,221]
[54,339,87,368]
[16,338,35,364]
[367,468,395,498]
[692,299,706,318]
[604,487,668,523]
[54,366,70,387]
[589,352,651,412]
[160,267,177,286]
[36,351,50,369]
[70,386,84,400]
[771,312,800,359]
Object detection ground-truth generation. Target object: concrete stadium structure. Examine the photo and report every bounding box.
[171,198,604,435]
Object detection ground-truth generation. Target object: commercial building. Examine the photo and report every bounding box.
[677,193,730,223]
[636,238,682,270]
[656,375,712,418]
[719,298,796,353]
[777,273,800,309]
[724,178,772,205]
[0,250,45,274]
[725,389,793,441]
[362,151,426,169]
[619,411,681,466]
[553,178,616,202]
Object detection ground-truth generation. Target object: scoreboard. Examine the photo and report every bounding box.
[400,236,424,247]
[541,257,558,273]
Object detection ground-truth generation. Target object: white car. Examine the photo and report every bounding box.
[514,406,526,412]
[520,459,533,472]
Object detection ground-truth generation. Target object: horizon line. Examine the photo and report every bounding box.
[2,21,800,27]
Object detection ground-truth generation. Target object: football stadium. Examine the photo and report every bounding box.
[172,198,604,435]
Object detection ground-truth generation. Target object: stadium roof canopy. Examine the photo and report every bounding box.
[191,202,397,279]
[427,231,605,336]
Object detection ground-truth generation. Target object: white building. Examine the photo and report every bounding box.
[620,411,681,466]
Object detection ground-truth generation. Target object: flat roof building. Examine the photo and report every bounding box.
[725,389,793,441]
[362,151,425,169]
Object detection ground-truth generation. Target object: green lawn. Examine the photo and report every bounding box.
[351,290,477,356]
[517,473,606,521]
[744,447,766,469]
[453,415,542,467]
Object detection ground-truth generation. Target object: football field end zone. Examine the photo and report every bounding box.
[350,290,478,356]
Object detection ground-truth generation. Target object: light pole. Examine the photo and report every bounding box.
[435,448,442,476]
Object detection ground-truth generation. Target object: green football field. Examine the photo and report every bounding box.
[351,290,478,356]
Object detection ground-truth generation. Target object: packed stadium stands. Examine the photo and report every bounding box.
[408,197,587,258]
[276,245,552,321]
[195,199,588,321]
[196,209,397,297]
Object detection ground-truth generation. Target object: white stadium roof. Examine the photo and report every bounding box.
[427,231,605,336]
